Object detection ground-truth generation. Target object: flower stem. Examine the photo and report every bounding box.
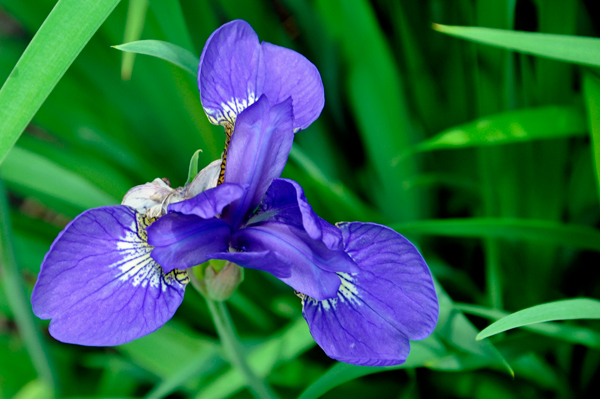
[205,298,278,399]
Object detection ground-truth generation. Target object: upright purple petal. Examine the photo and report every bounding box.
[302,222,438,366]
[31,206,188,346]
[198,20,263,126]
[147,213,231,273]
[198,20,324,131]
[230,222,357,300]
[261,42,324,131]
[168,183,246,219]
[223,95,294,229]
[249,178,343,250]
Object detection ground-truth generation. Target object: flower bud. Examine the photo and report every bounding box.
[192,259,244,301]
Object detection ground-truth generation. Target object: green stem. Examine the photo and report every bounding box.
[0,179,58,393]
[205,298,278,399]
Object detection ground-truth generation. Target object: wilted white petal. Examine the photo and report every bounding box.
[186,159,222,198]
[122,178,184,217]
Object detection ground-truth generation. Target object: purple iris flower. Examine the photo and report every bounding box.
[31,20,438,367]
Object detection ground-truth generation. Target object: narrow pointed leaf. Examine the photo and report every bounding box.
[396,106,585,160]
[433,24,600,67]
[297,342,438,399]
[1,146,118,209]
[121,0,149,80]
[0,180,57,392]
[391,218,600,252]
[477,298,600,340]
[113,40,198,77]
[456,303,600,349]
[584,73,600,204]
[0,0,122,165]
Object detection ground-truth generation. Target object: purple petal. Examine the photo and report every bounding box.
[147,213,231,273]
[302,222,438,366]
[198,20,324,131]
[31,206,188,346]
[231,222,357,300]
[249,178,343,250]
[198,20,262,126]
[261,42,324,131]
[168,183,246,219]
[223,95,294,229]
[210,250,291,279]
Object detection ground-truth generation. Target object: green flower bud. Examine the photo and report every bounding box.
[191,259,244,301]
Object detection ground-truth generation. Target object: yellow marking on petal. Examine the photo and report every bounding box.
[217,123,234,186]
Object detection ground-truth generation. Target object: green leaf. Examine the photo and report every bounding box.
[391,218,600,252]
[297,341,438,399]
[289,145,380,222]
[433,23,600,68]
[1,146,118,209]
[148,0,195,51]
[121,0,149,80]
[186,149,203,184]
[433,281,513,376]
[194,318,315,399]
[0,0,122,165]
[113,40,198,77]
[584,73,600,205]
[0,180,57,393]
[394,106,586,161]
[455,303,600,349]
[118,321,219,381]
[476,298,600,340]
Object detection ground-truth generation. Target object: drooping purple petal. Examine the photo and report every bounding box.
[249,178,343,250]
[31,206,188,346]
[168,183,246,219]
[147,213,231,273]
[198,20,324,131]
[198,20,262,126]
[230,222,357,300]
[302,222,438,366]
[261,42,324,131]
[223,95,294,229]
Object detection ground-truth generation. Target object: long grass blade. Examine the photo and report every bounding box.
[391,218,600,252]
[0,0,122,165]
[0,179,57,393]
[113,40,198,77]
[474,299,600,340]
[455,303,600,349]
[584,73,600,206]
[121,0,149,80]
[433,24,600,67]
[394,106,586,161]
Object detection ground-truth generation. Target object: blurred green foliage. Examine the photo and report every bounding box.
[1,0,600,398]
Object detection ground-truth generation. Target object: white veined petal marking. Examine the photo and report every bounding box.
[115,212,189,291]
[301,272,361,311]
[204,92,257,127]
